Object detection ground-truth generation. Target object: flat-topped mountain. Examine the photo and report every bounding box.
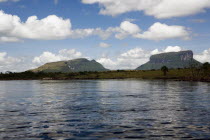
[31,58,109,73]
[136,50,201,70]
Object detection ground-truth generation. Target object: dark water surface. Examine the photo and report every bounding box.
[0,80,210,140]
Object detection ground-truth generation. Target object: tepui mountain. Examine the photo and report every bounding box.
[31,58,109,73]
[136,50,201,70]
[31,50,202,73]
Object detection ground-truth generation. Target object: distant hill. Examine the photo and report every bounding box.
[31,58,109,73]
[136,50,201,70]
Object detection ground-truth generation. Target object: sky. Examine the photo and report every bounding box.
[0,0,210,72]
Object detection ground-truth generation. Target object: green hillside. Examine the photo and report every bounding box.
[31,58,109,73]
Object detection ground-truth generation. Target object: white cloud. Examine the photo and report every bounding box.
[145,0,210,19]
[97,48,152,69]
[0,52,24,72]
[116,21,190,41]
[0,10,72,41]
[33,49,82,65]
[163,46,182,53]
[99,42,111,48]
[194,49,210,63]
[70,27,119,40]
[123,18,136,22]
[115,21,141,39]
[54,0,58,4]
[117,48,151,69]
[150,46,183,55]
[120,21,141,34]
[16,15,72,40]
[96,58,117,69]
[0,52,20,64]
[120,48,149,59]
[0,10,119,42]
[0,37,22,42]
[151,49,160,55]
[0,0,58,5]
[97,46,184,69]
[190,19,206,23]
[0,11,191,42]
[81,0,210,19]
[114,21,190,41]
[0,0,19,2]
[134,22,190,41]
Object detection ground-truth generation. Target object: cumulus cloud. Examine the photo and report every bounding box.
[0,52,20,65]
[115,21,190,41]
[33,49,83,65]
[194,49,210,63]
[0,11,191,42]
[134,22,190,41]
[0,11,72,41]
[99,42,111,48]
[16,15,72,40]
[0,10,112,42]
[115,21,141,39]
[0,52,24,72]
[97,46,184,69]
[96,58,117,69]
[81,0,210,19]
[0,10,118,42]
[97,48,151,69]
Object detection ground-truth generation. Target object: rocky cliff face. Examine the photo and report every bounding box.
[136,50,201,70]
[150,50,193,63]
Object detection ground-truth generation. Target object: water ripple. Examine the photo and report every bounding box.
[0,80,210,139]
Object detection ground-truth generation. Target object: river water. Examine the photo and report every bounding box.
[0,80,210,139]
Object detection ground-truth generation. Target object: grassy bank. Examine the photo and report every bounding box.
[0,68,210,82]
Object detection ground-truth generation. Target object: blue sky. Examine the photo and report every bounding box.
[0,0,210,71]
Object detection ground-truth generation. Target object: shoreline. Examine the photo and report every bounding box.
[1,77,210,82]
[1,69,210,82]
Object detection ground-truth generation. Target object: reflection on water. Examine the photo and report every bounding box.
[0,80,210,139]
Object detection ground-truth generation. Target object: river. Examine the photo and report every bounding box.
[0,80,210,139]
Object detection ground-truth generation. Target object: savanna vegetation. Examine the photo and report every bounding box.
[0,62,210,82]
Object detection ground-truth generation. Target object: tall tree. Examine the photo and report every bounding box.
[161,66,169,76]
